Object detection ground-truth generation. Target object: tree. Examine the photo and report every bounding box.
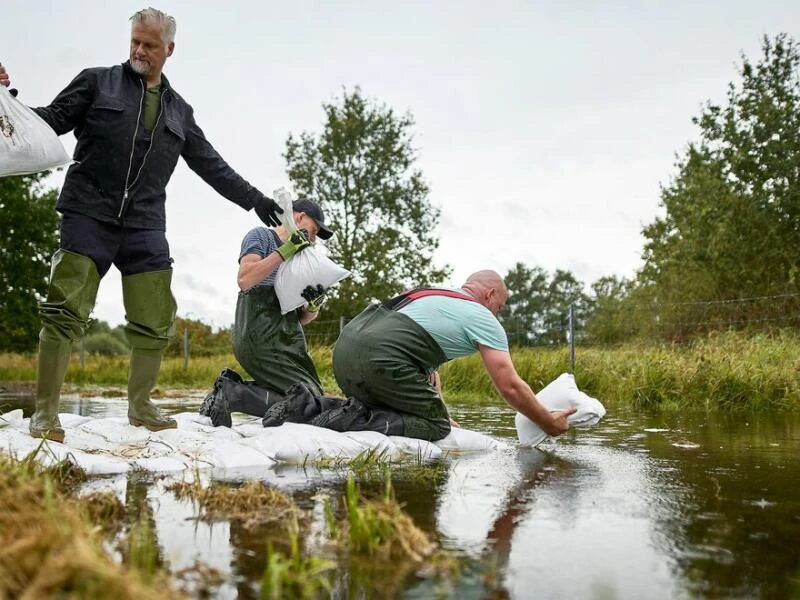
[284,87,450,325]
[165,317,232,357]
[639,34,800,336]
[499,263,592,346]
[583,275,637,345]
[0,173,59,352]
[500,263,549,346]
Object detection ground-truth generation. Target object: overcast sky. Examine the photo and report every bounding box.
[4,1,798,328]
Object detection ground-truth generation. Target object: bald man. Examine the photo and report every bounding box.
[328,270,576,441]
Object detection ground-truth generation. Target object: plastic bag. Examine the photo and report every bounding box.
[0,86,71,177]
[514,373,606,447]
[272,187,351,314]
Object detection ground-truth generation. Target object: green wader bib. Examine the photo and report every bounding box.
[232,285,323,397]
[332,303,451,441]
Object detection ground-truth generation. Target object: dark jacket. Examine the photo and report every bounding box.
[34,61,261,230]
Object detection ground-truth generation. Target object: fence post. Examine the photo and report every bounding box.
[183,328,189,370]
[80,337,85,369]
[339,316,349,333]
[568,304,575,374]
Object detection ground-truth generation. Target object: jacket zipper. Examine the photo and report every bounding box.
[118,80,164,218]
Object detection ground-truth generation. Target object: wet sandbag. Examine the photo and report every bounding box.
[515,373,607,447]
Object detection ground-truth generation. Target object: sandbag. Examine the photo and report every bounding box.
[515,373,606,447]
[272,187,350,314]
[0,86,71,177]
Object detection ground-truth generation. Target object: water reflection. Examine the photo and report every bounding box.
[2,393,800,598]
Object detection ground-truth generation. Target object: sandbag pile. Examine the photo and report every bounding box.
[0,409,501,476]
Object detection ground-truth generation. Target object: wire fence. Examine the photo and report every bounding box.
[91,291,796,367]
[303,292,800,348]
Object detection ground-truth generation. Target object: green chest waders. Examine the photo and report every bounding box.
[332,303,451,441]
[232,285,323,397]
[31,249,101,442]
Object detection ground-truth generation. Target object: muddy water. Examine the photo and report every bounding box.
[3,393,800,599]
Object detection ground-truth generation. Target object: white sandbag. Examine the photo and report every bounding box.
[388,436,443,461]
[270,423,370,463]
[515,373,607,447]
[0,86,71,176]
[0,409,24,428]
[0,406,498,475]
[436,427,502,452]
[343,431,403,458]
[272,187,350,314]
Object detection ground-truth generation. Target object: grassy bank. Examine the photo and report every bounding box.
[1,330,798,410]
[0,452,188,599]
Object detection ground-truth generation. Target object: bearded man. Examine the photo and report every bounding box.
[0,8,282,442]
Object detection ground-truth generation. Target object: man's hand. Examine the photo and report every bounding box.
[277,229,310,261]
[253,194,282,227]
[0,63,11,87]
[544,406,577,436]
[301,284,328,312]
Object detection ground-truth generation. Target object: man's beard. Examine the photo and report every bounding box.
[130,59,151,76]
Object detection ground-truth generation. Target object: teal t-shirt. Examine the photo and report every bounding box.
[398,288,509,359]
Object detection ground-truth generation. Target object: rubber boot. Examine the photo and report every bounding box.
[310,399,405,435]
[309,397,369,432]
[262,383,345,427]
[122,270,177,431]
[29,338,73,443]
[127,348,176,431]
[200,368,243,417]
[31,250,101,442]
[351,408,405,436]
[209,376,284,428]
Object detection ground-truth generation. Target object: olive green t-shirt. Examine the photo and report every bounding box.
[143,84,162,131]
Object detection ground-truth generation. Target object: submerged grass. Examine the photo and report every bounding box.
[0,450,184,600]
[167,475,297,529]
[261,520,335,600]
[338,474,436,562]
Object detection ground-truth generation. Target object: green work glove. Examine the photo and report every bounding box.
[277,229,310,261]
[301,284,328,312]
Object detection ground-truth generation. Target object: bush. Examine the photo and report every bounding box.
[82,333,129,356]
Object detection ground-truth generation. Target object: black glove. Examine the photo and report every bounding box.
[301,284,328,312]
[253,194,282,227]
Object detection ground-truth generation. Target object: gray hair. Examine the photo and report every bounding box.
[130,7,177,44]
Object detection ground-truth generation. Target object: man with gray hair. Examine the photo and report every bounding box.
[0,8,282,442]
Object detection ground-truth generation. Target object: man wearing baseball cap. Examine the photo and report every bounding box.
[200,197,334,426]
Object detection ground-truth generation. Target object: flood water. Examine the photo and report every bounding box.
[3,392,800,599]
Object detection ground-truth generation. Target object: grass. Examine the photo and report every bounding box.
[338,474,436,562]
[167,475,297,529]
[0,449,185,600]
[439,329,800,411]
[1,329,798,410]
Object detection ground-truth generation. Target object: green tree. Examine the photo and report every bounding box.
[640,34,800,337]
[500,263,549,346]
[500,263,592,346]
[165,317,232,357]
[583,275,637,345]
[284,87,450,326]
[0,173,59,352]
